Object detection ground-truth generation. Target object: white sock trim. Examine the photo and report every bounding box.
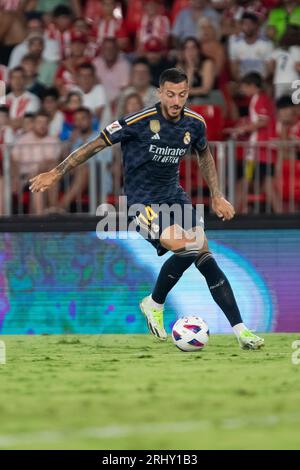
[149,295,164,310]
[233,323,247,337]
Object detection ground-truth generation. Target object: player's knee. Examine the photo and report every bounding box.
[194,250,214,269]
[173,242,202,260]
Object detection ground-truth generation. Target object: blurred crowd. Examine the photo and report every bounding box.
[0,0,300,214]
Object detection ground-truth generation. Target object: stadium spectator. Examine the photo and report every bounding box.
[41,88,64,138]
[172,0,220,44]
[60,91,83,140]
[71,16,98,59]
[11,110,61,214]
[0,7,27,65]
[177,37,224,106]
[267,26,300,99]
[111,92,144,198]
[121,91,144,117]
[116,59,157,117]
[0,105,14,145]
[136,0,170,52]
[170,0,190,25]
[0,105,14,215]
[266,0,300,42]
[273,95,300,210]
[229,12,274,81]
[26,0,76,14]
[71,63,111,129]
[8,14,61,69]
[21,54,47,99]
[6,67,40,133]
[223,0,268,33]
[55,30,90,97]
[141,36,176,87]
[26,35,58,88]
[197,17,226,77]
[93,0,129,51]
[45,5,74,59]
[55,107,93,212]
[125,0,163,37]
[231,72,281,213]
[18,112,35,137]
[275,95,300,141]
[93,37,130,109]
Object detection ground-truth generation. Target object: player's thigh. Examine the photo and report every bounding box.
[160,224,208,253]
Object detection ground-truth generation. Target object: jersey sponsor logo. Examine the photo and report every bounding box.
[107,120,122,134]
[150,120,161,134]
[183,131,191,145]
[151,133,160,140]
[149,144,187,163]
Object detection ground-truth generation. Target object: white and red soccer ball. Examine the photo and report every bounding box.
[172,316,210,352]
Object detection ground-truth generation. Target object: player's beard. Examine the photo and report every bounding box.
[167,105,183,121]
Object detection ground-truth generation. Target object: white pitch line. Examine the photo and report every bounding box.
[0,412,300,447]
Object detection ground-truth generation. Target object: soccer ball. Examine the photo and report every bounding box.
[172,316,210,352]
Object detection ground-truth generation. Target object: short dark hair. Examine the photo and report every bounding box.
[74,106,92,117]
[10,66,25,77]
[241,12,259,24]
[132,58,150,69]
[276,95,294,109]
[24,112,35,119]
[0,105,9,114]
[53,5,72,17]
[159,68,188,86]
[21,53,38,63]
[34,110,50,120]
[78,63,96,74]
[241,72,263,89]
[42,87,60,101]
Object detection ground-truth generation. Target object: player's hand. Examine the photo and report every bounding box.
[29,169,61,193]
[211,196,235,221]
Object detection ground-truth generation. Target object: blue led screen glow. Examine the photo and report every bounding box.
[0,230,299,334]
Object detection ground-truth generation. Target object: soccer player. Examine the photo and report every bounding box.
[29,68,264,350]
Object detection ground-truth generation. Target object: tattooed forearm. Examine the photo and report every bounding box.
[196,146,223,198]
[55,137,107,176]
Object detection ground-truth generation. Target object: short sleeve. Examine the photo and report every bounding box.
[100,118,137,146]
[255,96,272,118]
[228,36,239,61]
[192,119,208,154]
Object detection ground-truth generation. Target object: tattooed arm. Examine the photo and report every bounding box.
[29,136,107,192]
[196,146,235,220]
[196,145,223,198]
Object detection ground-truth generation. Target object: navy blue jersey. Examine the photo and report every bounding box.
[100,102,208,205]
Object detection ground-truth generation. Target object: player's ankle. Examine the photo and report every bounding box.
[149,295,164,310]
[232,322,247,337]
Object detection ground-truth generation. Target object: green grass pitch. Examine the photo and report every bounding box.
[0,333,299,450]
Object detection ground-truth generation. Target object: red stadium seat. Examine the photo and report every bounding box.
[188,105,225,141]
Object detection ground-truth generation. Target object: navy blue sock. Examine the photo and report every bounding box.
[195,253,243,327]
[152,251,197,304]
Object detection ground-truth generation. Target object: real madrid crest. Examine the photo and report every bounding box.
[150,120,161,134]
[183,131,191,145]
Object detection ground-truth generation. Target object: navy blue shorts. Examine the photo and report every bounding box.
[128,201,204,256]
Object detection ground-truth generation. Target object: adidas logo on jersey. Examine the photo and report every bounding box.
[151,133,160,140]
